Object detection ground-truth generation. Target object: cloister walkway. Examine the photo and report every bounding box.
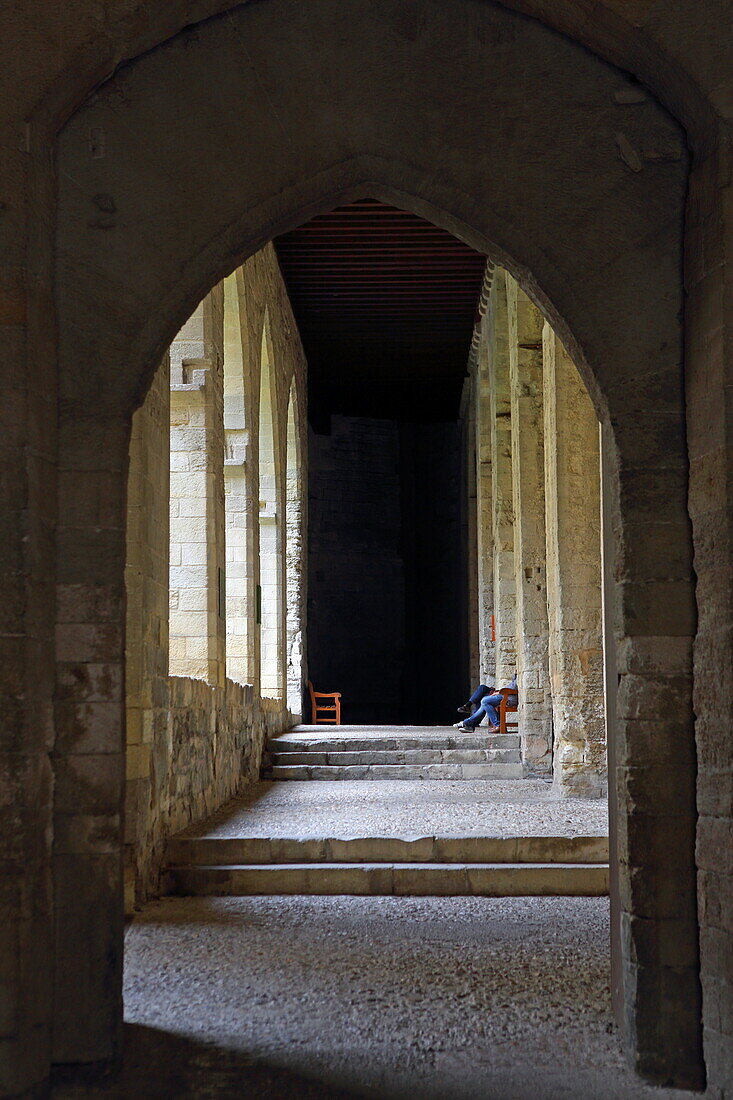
[171,773,608,840]
[53,758,684,1099]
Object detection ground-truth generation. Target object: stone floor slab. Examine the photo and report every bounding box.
[52,896,700,1099]
[176,779,609,840]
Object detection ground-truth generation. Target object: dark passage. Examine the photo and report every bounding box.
[307,416,468,724]
[275,200,485,723]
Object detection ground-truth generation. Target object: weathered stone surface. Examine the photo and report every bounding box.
[543,326,606,800]
[506,276,552,773]
[0,0,723,1091]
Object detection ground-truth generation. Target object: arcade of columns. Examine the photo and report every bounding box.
[124,244,307,910]
[467,267,606,797]
[122,249,605,913]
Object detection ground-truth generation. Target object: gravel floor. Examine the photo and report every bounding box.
[54,895,696,1099]
[179,779,608,839]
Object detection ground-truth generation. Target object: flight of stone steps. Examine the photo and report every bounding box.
[165,833,609,897]
[262,725,524,780]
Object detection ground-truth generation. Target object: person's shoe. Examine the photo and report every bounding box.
[456,703,473,716]
[452,720,465,728]
[487,724,500,734]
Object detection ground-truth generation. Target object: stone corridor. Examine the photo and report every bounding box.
[62,775,622,1098]
[4,3,733,1094]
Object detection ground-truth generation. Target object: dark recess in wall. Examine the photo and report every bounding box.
[307,415,469,724]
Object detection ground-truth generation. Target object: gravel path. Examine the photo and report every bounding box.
[56,895,695,1099]
[178,779,608,839]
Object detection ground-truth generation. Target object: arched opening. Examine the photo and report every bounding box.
[258,312,284,699]
[285,380,304,716]
[41,1,709,1093]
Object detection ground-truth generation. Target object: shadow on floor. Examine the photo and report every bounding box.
[52,1024,363,1100]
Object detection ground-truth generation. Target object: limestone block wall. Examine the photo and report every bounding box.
[156,677,283,876]
[543,325,606,797]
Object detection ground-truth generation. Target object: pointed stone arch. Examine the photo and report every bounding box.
[47,0,704,1086]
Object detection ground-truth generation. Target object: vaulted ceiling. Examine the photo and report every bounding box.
[274,199,487,424]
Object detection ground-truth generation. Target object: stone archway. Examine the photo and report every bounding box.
[47,0,701,1089]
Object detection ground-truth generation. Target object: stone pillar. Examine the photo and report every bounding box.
[543,324,605,797]
[685,136,733,1092]
[285,387,304,715]
[486,276,516,683]
[223,271,255,686]
[169,287,226,687]
[124,355,170,910]
[54,415,129,1066]
[462,376,481,688]
[507,276,552,772]
[0,186,56,1091]
[258,323,284,700]
[475,334,495,683]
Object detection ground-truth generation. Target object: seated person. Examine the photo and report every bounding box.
[455,675,518,733]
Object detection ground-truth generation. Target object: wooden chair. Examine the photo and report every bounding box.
[307,680,342,725]
[497,686,519,735]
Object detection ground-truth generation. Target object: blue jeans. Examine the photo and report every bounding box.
[464,691,503,729]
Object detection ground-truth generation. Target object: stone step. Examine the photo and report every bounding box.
[166,861,609,897]
[167,834,609,866]
[267,734,520,753]
[266,762,524,780]
[266,748,521,766]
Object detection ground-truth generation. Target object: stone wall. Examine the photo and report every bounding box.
[149,676,282,893]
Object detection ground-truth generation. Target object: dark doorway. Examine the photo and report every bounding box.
[275,200,485,723]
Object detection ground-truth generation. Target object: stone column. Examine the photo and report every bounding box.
[475,333,495,683]
[124,355,170,910]
[258,327,284,700]
[507,276,552,773]
[169,287,226,687]
[686,137,733,1092]
[487,276,516,682]
[543,324,605,796]
[223,271,255,686]
[462,376,481,687]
